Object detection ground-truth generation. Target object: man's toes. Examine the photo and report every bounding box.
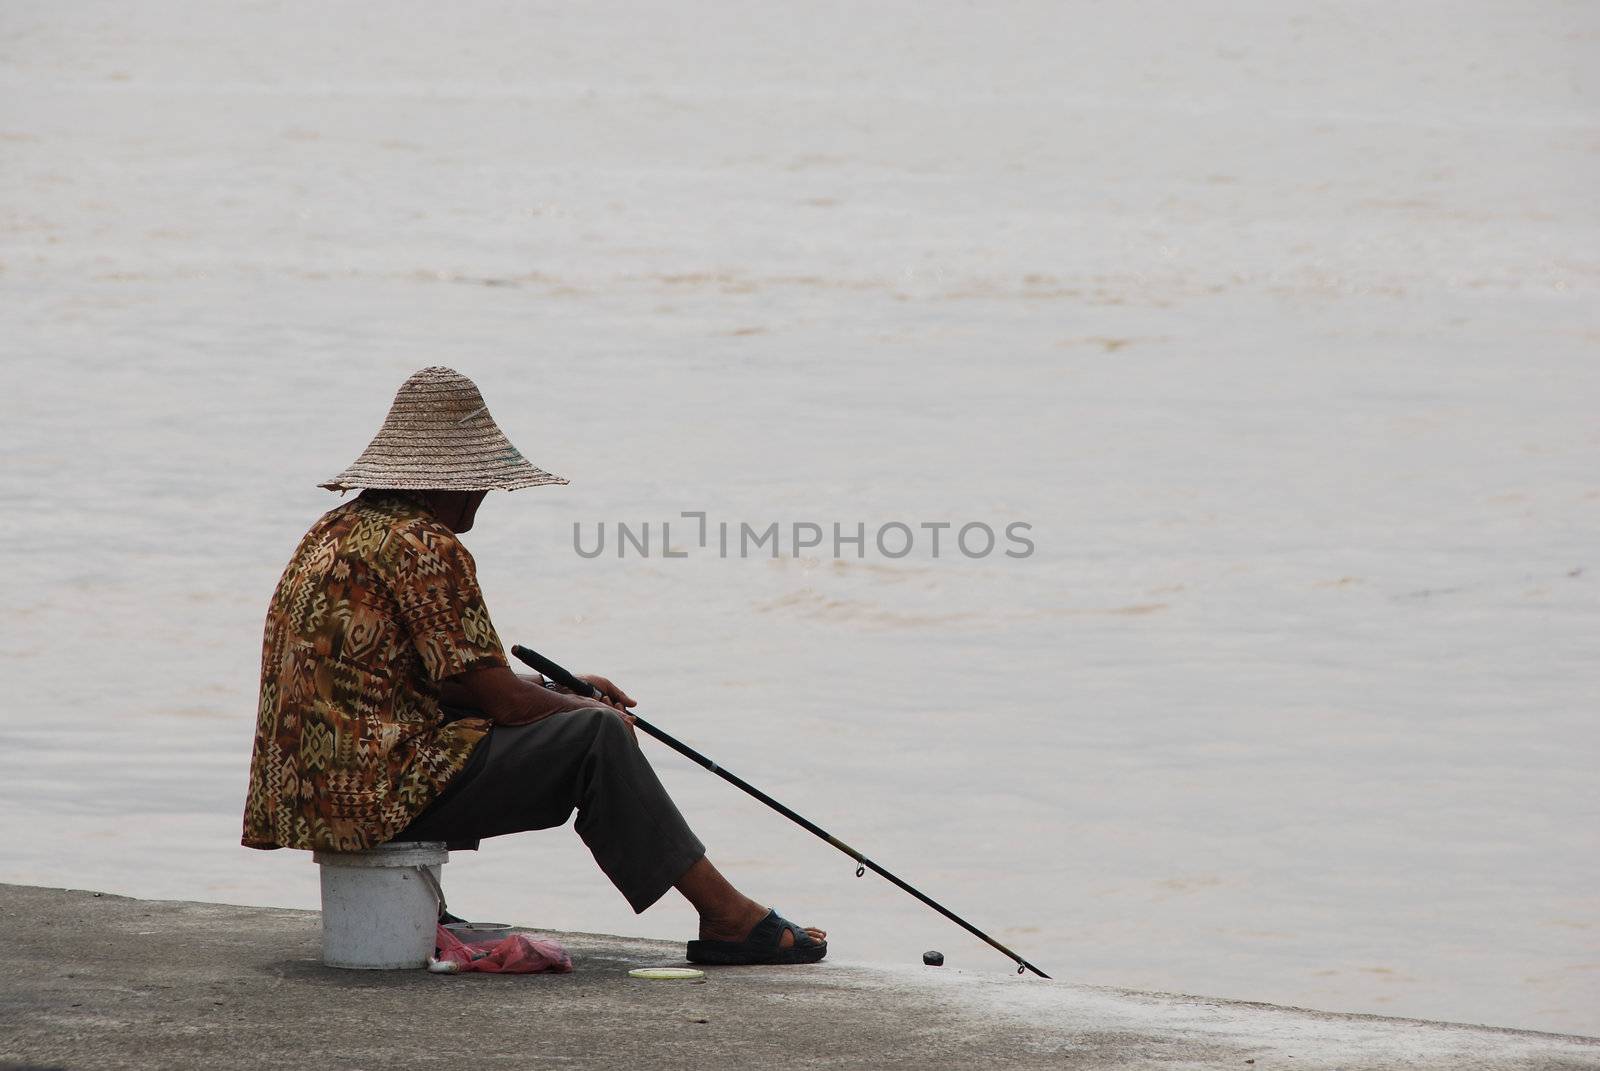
[775,925,826,949]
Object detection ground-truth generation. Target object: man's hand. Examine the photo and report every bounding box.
[577,674,636,741]
[577,674,634,711]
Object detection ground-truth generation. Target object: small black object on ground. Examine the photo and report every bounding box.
[923,951,944,966]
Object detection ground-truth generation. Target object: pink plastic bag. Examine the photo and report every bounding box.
[429,924,574,974]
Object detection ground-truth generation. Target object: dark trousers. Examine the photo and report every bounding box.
[393,707,707,914]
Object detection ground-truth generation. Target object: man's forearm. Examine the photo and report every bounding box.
[498,676,597,726]
[441,664,601,727]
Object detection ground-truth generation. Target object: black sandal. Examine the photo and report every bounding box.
[686,909,827,965]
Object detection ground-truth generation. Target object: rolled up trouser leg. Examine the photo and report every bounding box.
[394,707,707,913]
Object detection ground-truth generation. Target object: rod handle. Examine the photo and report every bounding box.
[510,645,599,698]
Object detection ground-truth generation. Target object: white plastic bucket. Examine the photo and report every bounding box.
[313,841,448,969]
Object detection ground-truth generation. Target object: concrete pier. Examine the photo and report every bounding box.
[1,884,1594,1070]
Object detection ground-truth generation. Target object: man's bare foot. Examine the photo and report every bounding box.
[698,895,826,949]
[675,855,826,949]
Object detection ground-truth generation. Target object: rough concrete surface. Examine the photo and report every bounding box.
[0,885,1594,1071]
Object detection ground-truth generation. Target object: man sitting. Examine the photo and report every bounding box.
[242,366,825,965]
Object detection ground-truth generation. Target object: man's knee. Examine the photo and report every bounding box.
[575,706,631,748]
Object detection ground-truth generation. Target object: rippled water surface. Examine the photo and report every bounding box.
[2,0,1596,1035]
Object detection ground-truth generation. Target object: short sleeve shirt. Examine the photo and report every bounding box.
[242,490,506,852]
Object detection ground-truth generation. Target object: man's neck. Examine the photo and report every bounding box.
[418,489,478,533]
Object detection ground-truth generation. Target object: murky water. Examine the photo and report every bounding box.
[2,0,1596,1035]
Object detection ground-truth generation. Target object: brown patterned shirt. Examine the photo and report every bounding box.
[242,490,505,852]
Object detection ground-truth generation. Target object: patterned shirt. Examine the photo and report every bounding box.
[242,490,506,852]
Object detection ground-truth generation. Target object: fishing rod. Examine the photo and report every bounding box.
[510,644,1051,979]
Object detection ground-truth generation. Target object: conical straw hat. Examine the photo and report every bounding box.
[320,367,568,492]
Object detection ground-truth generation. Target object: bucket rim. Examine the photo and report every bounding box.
[313,841,449,867]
